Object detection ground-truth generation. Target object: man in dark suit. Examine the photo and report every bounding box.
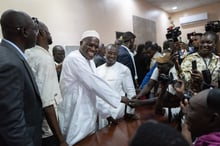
[94,43,106,67]
[117,31,138,88]
[0,9,43,146]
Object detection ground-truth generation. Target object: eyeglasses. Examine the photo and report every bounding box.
[31,17,39,35]
[32,17,39,25]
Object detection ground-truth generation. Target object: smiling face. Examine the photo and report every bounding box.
[198,32,216,57]
[105,44,118,66]
[80,37,99,60]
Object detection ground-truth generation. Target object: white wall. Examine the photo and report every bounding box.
[170,2,220,52]
[170,2,220,43]
[0,0,170,47]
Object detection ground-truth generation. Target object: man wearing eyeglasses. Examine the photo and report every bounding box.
[0,10,42,146]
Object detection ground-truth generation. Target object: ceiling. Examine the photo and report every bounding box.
[144,0,220,13]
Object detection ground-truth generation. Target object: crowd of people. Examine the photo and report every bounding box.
[0,9,220,146]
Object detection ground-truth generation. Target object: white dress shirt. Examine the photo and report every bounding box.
[96,62,136,129]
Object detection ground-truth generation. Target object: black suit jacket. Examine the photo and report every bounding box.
[134,54,150,85]
[94,54,106,67]
[117,45,136,83]
[0,39,43,146]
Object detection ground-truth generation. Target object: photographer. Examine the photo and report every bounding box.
[166,26,181,42]
[187,32,202,54]
[131,53,182,116]
[154,53,182,115]
[181,31,220,93]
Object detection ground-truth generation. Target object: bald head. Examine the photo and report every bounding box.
[189,88,220,117]
[53,45,65,63]
[189,89,209,109]
[1,9,33,37]
[0,9,38,50]
[186,89,220,137]
[53,45,64,53]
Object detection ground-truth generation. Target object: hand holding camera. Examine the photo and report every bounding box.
[173,80,184,94]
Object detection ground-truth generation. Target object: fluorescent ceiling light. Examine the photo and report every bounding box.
[172,6,178,10]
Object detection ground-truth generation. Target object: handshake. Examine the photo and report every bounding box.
[121,96,136,108]
[121,96,157,108]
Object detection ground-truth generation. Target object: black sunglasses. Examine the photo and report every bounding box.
[32,17,39,25]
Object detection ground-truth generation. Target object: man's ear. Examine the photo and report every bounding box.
[21,28,29,38]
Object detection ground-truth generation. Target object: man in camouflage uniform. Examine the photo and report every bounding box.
[181,31,220,93]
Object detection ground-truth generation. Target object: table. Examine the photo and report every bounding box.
[74,105,170,146]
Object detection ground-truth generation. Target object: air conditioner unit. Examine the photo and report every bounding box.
[179,12,208,25]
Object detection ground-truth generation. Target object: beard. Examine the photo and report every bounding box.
[48,38,53,45]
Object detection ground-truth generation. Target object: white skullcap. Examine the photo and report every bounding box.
[81,30,100,41]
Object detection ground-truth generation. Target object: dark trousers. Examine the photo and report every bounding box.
[42,135,59,146]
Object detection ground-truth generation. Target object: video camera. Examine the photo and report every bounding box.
[158,73,192,102]
[166,26,182,42]
[205,20,220,33]
[187,32,203,40]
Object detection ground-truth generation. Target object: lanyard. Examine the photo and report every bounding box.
[202,54,218,77]
[202,54,212,70]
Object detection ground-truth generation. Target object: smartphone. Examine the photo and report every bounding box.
[192,60,197,70]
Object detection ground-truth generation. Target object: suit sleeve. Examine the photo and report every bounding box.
[0,63,34,146]
[117,53,135,81]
